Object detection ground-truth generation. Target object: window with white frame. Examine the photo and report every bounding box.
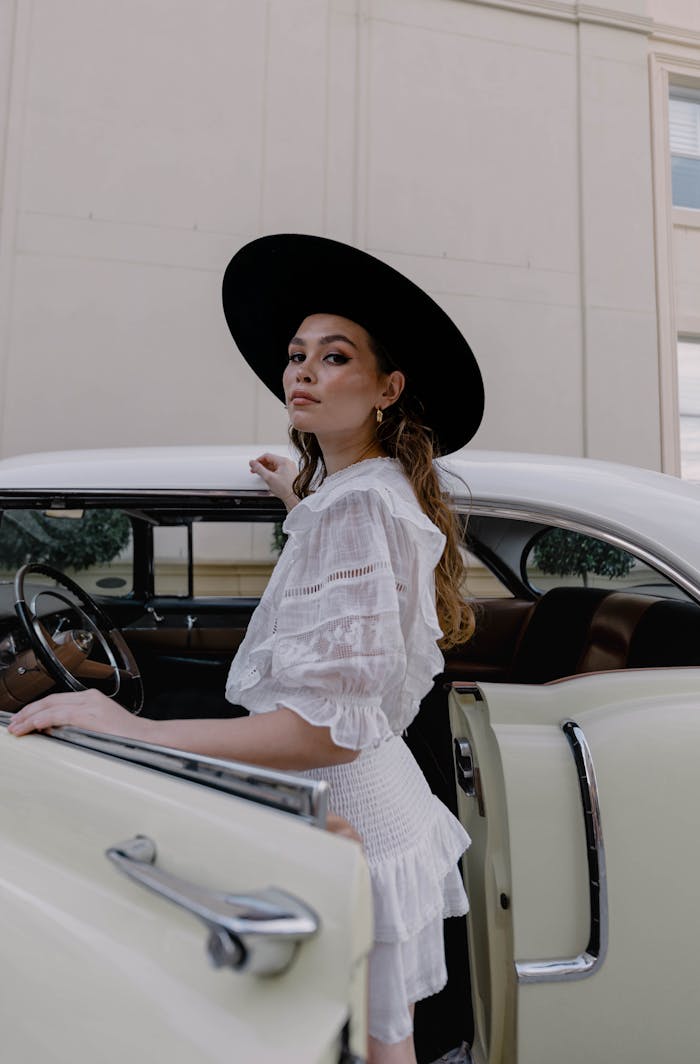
[678,336,700,481]
[669,88,700,209]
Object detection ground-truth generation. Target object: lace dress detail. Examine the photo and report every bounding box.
[225,458,470,1044]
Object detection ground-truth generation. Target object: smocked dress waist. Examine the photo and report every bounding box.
[302,734,470,943]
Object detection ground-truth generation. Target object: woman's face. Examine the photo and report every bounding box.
[282,314,403,444]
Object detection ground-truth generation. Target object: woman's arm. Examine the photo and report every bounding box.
[7,692,358,770]
[142,706,359,768]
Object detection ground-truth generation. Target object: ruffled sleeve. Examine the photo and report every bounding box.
[269,488,419,750]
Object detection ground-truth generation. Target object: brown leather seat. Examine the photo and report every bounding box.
[574,592,657,673]
[507,588,612,683]
[507,587,700,683]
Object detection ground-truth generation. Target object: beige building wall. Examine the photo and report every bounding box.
[0,0,698,469]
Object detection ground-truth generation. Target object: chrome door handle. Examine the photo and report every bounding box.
[454,737,485,816]
[106,835,319,975]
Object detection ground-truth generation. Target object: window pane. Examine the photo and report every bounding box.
[678,338,700,482]
[669,91,700,208]
[462,550,512,599]
[153,525,189,597]
[524,528,685,598]
[671,155,700,209]
[192,521,280,597]
[0,508,133,596]
[669,95,700,155]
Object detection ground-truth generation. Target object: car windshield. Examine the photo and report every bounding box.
[0,508,134,596]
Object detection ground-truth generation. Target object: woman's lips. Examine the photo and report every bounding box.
[289,394,319,406]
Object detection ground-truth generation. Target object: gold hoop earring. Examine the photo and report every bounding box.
[376,407,383,425]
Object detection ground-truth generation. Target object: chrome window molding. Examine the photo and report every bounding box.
[458,500,700,604]
[515,719,608,984]
[0,490,276,498]
[0,711,328,826]
[0,490,286,518]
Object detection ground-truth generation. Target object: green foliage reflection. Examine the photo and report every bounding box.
[532,528,634,583]
[0,510,131,571]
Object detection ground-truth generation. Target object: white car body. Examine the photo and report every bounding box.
[1,445,699,1063]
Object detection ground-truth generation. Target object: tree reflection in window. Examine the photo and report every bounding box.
[531,529,634,587]
[0,510,130,571]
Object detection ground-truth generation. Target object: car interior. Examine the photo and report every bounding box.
[2,497,700,1061]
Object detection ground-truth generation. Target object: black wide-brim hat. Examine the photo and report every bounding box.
[222,234,484,456]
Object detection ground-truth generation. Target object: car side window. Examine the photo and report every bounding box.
[153,520,281,599]
[0,508,133,596]
[193,521,280,597]
[524,527,690,600]
[463,548,513,599]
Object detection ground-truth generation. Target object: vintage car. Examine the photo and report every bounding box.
[1,444,700,1064]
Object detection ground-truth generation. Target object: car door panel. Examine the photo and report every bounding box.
[123,623,246,707]
[449,669,700,1064]
[117,600,259,716]
[0,721,372,1063]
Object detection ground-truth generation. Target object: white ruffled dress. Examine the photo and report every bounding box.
[225,457,470,1044]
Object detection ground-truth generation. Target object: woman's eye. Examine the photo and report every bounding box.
[287,351,305,363]
[325,352,349,364]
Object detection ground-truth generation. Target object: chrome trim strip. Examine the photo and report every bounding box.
[515,719,608,983]
[0,711,328,826]
[449,681,484,701]
[0,490,286,518]
[0,489,275,498]
[458,500,700,604]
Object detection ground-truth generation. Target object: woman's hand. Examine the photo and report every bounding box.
[326,813,363,846]
[7,690,151,740]
[249,453,299,510]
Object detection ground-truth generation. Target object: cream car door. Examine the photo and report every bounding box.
[450,670,700,1064]
[0,717,371,1064]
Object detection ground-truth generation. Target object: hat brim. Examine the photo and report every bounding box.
[222,234,483,456]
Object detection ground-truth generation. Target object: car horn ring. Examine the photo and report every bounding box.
[29,588,121,697]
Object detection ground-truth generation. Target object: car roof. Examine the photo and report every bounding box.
[1,445,699,579]
[0,445,281,492]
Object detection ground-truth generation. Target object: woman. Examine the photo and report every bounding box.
[9,235,484,1063]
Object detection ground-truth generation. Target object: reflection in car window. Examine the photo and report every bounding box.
[0,508,133,596]
[524,527,690,600]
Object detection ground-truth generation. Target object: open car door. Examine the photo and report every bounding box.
[0,714,371,1063]
[449,670,700,1064]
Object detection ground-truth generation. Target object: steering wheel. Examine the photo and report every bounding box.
[14,563,144,713]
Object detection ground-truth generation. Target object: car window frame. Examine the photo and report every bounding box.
[4,487,699,607]
[456,500,700,605]
[519,524,689,599]
[0,490,287,603]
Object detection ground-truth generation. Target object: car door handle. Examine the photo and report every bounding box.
[106,834,319,976]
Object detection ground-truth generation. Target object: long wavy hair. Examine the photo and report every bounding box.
[289,335,476,650]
